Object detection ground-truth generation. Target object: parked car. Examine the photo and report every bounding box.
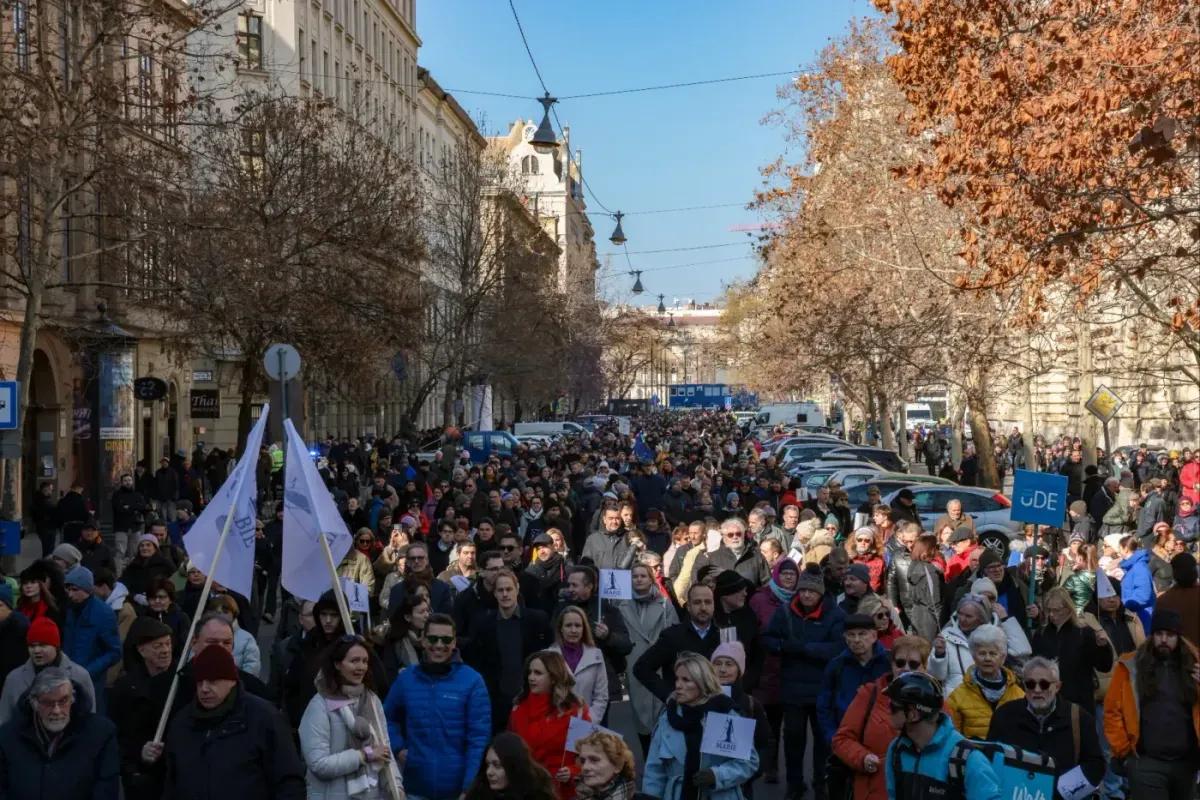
[415,430,522,464]
[824,446,909,473]
[830,469,956,490]
[880,486,1018,539]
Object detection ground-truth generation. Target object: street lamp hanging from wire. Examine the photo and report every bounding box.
[656,294,666,314]
[530,93,559,152]
[609,211,627,244]
[629,271,644,294]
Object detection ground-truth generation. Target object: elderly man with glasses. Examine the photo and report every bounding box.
[0,667,119,799]
[986,656,1106,796]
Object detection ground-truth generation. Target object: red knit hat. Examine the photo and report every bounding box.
[27,617,61,648]
[192,644,239,683]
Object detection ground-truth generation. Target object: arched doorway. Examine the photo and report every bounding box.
[22,349,60,514]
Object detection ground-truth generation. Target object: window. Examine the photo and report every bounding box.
[323,50,330,95]
[137,46,153,123]
[521,154,539,174]
[298,26,305,79]
[334,59,341,101]
[240,126,266,178]
[237,13,263,69]
[13,0,29,70]
[310,38,317,85]
[163,65,179,140]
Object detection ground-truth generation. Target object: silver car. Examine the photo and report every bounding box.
[881,485,1020,539]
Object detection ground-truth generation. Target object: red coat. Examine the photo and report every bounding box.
[945,549,973,582]
[509,692,590,800]
[851,554,886,593]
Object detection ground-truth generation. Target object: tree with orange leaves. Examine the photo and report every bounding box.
[874,0,1200,388]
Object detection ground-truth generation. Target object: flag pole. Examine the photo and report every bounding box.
[318,533,403,800]
[151,460,253,744]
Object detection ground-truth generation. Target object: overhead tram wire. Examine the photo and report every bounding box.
[600,242,751,257]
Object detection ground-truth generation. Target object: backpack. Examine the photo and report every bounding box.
[948,738,1058,800]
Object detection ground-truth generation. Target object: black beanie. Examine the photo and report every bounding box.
[1170,553,1197,588]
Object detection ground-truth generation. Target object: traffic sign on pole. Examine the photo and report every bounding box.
[0,382,18,430]
[264,344,301,423]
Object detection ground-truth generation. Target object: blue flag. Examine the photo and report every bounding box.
[633,432,654,463]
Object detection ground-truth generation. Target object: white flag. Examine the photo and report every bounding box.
[282,418,353,601]
[183,404,269,599]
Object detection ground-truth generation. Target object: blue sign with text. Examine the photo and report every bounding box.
[0,381,17,430]
[1011,469,1068,527]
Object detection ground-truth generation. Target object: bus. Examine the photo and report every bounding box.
[667,384,757,410]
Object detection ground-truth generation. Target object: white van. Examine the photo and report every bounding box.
[512,421,588,437]
[755,402,826,429]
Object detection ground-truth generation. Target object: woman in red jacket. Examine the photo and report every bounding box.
[509,649,591,800]
[847,528,886,593]
[831,635,932,800]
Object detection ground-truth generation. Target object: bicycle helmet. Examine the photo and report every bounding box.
[884,671,943,718]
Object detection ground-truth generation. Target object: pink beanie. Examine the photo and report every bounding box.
[711,641,747,677]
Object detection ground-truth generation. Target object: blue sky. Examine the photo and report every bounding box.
[418,1,876,306]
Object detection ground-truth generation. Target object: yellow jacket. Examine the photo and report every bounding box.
[947,667,1024,739]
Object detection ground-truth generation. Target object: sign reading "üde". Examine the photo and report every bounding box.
[1011,469,1068,528]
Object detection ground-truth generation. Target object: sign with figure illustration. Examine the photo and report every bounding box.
[598,569,632,600]
[700,712,755,760]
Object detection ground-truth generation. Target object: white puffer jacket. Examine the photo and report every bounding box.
[927,612,1031,695]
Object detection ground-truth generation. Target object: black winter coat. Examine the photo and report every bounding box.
[1030,621,1113,710]
[695,545,771,589]
[119,554,175,598]
[108,662,174,800]
[986,698,1106,798]
[463,608,552,729]
[0,614,30,697]
[163,688,305,800]
[78,538,117,576]
[632,621,722,702]
[0,701,119,800]
[713,604,763,691]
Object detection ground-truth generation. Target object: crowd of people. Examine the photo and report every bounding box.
[0,411,1197,800]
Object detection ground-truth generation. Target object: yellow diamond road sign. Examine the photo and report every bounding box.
[1085,385,1122,423]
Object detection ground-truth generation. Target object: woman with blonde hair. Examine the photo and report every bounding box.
[548,607,609,723]
[508,650,590,800]
[642,653,759,800]
[1030,585,1113,710]
[575,731,636,800]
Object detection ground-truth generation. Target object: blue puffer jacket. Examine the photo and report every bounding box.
[815,642,892,743]
[886,713,1001,800]
[762,595,846,706]
[1119,549,1155,631]
[383,662,491,800]
[62,595,121,712]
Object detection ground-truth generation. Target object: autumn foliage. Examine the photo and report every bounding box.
[875,0,1200,381]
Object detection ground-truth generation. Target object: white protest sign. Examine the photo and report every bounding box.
[1055,766,1099,800]
[598,569,632,601]
[564,714,619,753]
[339,577,370,613]
[700,712,756,760]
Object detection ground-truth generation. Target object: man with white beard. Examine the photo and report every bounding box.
[985,656,1106,794]
[0,667,119,798]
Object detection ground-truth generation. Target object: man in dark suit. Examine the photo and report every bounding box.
[462,568,551,733]
[633,583,720,701]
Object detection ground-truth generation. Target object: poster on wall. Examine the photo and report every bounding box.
[190,389,220,419]
[97,350,135,487]
[98,351,134,440]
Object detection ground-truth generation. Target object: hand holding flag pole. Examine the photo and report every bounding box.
[153,403,271,744]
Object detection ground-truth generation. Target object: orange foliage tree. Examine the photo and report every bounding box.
[875,0,1200,386]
